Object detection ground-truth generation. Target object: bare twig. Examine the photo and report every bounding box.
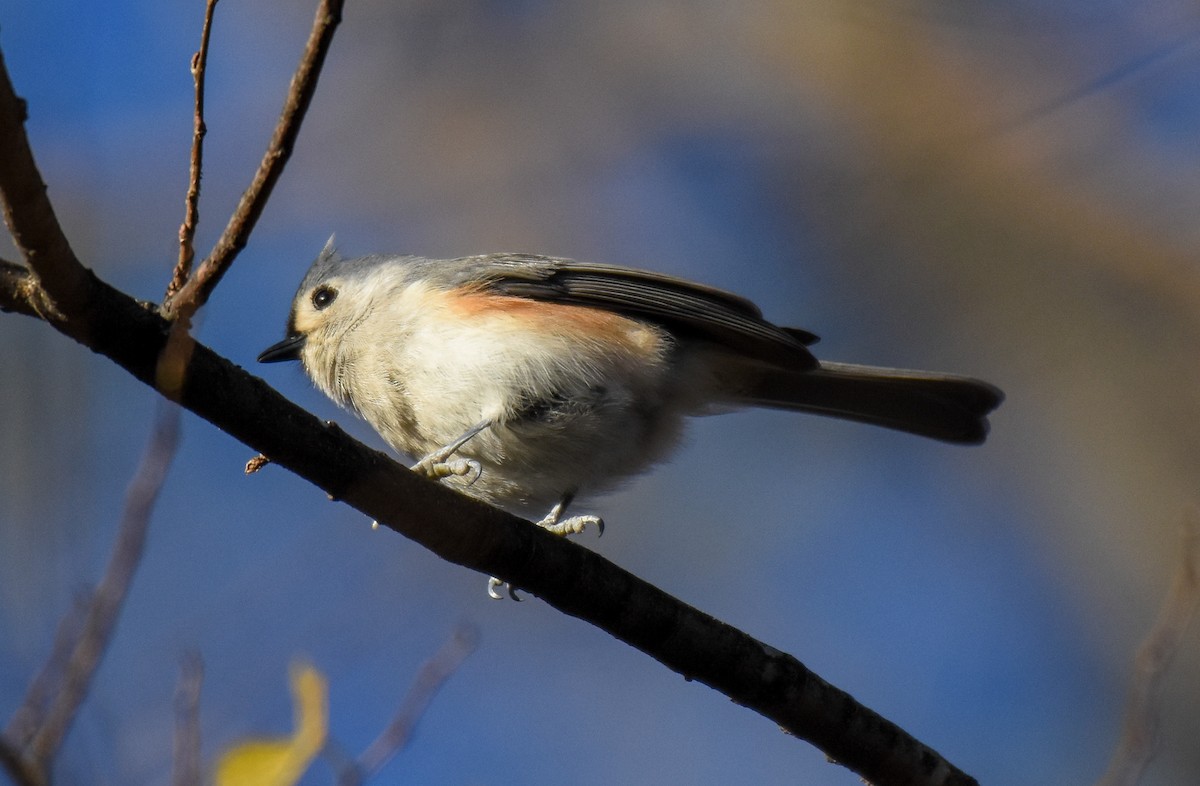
[1095,512,1200,786]
[4,590,90,748]
[171,651,205,786]
[0,738,44,786]
[336,625,478,786]
[162,0,345,318]
[165,0,219,302]
[26,402,183,769]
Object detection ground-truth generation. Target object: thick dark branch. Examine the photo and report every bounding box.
[0,265,977,786]
[0,259,41,317]
[0,51,91,318]
[163,0,344,317]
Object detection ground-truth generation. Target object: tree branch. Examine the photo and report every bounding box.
[171,651,204,786]
[4,590,90,749]
[162,0,344,318]
[338,624,478,786]
[0,258,41,318]
[1095,511,1200,786]
[27,402,182,769]
[165,0,219,302]
[0,739,44,786]
[0,51,92,319]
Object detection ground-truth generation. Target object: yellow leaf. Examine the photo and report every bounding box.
[214,661,329,786]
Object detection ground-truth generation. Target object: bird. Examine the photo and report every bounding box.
[259,240,1003,596]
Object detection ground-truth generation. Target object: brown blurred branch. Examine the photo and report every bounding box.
[3,591,90,748]
[165,0,219,302]
[336,625,478,786]
[162,0,344,318]
[24,403,182,771]
[0,739,43,786]
[171,651,205,786]
[1095,512,1200,786]
[1,401,180,783]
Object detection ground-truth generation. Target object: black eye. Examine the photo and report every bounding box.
[311,286,337,310]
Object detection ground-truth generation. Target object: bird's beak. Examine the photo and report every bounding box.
[257,334,306,363]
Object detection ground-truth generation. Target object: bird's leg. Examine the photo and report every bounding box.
[488,492,604,600]
[410,420,492,484]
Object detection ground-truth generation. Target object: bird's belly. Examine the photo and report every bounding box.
[353,303,684,516]
[445,401,686,514]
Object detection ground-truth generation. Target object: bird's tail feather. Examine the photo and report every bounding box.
[730,360,1003,444]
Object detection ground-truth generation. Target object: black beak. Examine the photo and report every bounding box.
[258,334,306,363]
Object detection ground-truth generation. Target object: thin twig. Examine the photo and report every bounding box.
[165,0,219,303]
[337,625,479,786]
[27,402,183,769]
[1095,511,1200,786]
[162,0,345,318]
[4,590,90,748]
[0,738,44,786]
[171,651,205,786]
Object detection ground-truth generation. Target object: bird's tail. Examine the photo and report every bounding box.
[727,360,1003,444]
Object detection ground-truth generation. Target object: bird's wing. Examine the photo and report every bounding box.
[454,253,818,368]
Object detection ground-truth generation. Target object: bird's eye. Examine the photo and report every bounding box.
[311,286,337,310]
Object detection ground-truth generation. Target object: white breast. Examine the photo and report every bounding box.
[341,280,689,513]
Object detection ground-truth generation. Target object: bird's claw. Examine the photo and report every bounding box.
[538,513,604,537]
[487,576,522,601]
[485,511,604,600]
[411,457,483,485]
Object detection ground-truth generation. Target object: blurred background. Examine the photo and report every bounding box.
[3,0,1200,783]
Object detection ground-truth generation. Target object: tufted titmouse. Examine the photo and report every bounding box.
[260,241,1002,594]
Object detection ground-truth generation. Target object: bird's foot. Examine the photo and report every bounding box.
[410,456,482,485]
[537,512,604,537]
[487,504,604,600]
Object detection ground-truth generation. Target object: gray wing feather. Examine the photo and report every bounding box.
[453,253,819,368]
